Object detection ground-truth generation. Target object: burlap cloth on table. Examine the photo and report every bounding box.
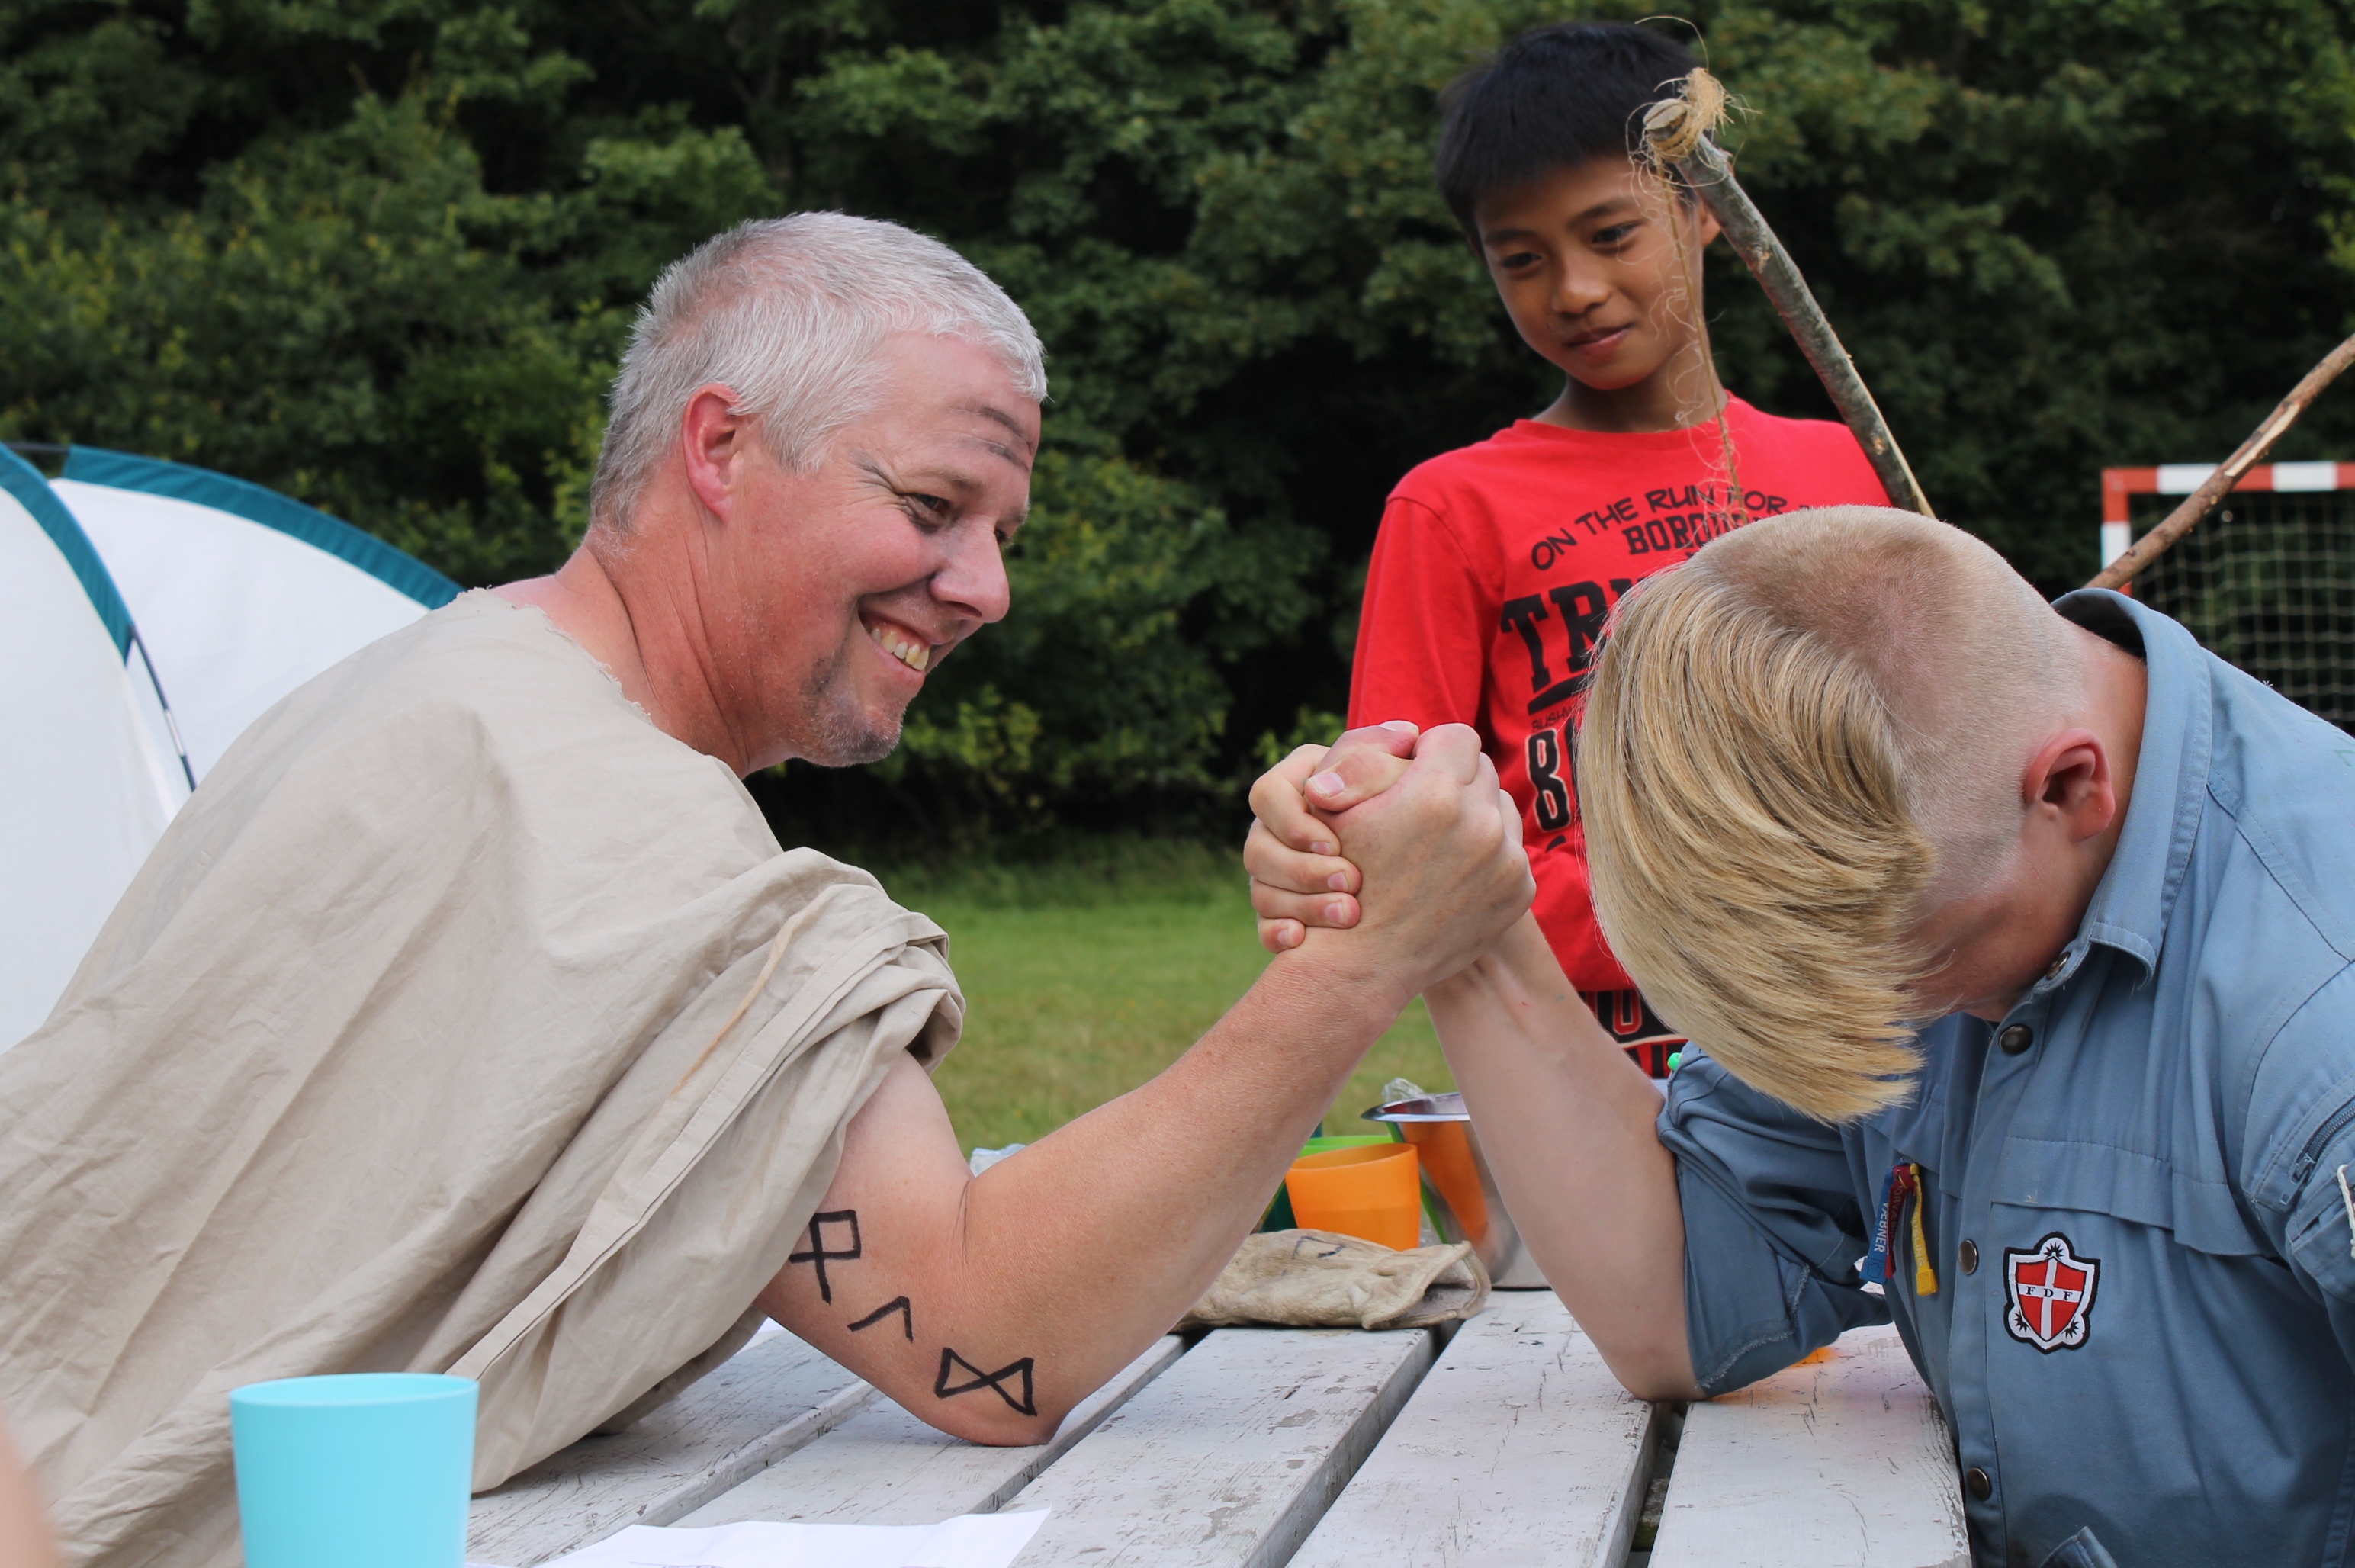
[1180,1229,1491,1331]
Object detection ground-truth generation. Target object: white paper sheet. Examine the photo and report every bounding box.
[505,1509,1050,1568]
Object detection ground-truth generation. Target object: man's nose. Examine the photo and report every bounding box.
[934,521,1012,625]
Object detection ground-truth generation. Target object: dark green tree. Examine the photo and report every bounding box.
[8,0,2355,839]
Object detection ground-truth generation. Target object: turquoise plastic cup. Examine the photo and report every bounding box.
[230,1374,477,1568]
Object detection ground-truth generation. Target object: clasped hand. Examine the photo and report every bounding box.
[1243,721,1532,995]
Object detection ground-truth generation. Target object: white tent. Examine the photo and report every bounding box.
[1,448,189,1048]
[4,448,457,1049]
[56,448,458,781]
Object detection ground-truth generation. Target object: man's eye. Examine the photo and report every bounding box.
[904,493,953,525]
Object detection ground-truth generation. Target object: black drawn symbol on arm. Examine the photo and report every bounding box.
[786,1210,862,1304]
[934,1348,1036,1416]
[847,1296,913,1341]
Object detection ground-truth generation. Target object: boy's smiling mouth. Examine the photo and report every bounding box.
[863,612,936,673]
[1563,323,1634,352]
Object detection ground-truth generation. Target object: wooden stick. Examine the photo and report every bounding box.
[1666,135,1935,519]
[2087,330,2355,590]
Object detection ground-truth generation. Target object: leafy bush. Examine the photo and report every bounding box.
[8,0,2355,838]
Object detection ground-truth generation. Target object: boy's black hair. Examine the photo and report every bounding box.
[1436,21,1700,240]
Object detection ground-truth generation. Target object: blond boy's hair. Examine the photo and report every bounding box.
[1578,506,2071,1120]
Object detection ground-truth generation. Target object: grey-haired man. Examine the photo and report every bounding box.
[0,214,1532,1568]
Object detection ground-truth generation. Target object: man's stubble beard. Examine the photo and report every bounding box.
[795,641,904,766]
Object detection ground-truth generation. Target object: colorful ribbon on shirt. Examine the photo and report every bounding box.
[1865,1159,1938,1296]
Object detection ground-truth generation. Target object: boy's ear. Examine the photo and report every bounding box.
[1695,205,1723,248]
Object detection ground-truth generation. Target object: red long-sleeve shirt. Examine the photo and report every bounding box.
[1349,399,1888,1002]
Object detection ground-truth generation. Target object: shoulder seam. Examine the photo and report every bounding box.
[2212,781,2355,963]
[1380,492,1485,579]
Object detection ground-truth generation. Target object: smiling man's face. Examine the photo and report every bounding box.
[708,332,1039,770]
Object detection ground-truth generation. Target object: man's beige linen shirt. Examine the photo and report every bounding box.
[0,592,962,1567]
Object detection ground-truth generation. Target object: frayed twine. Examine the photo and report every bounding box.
[1634,66,1746,526]
[1640,66,1732,169]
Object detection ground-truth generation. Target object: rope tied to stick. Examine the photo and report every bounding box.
[1633,66,1746,524]
[1634,65,1936,517]
[1639,66,1730,167]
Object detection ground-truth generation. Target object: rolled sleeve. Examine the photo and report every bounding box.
[2283,1151,2355,1375]
[1660,1053,1891,1395]
[2248,972,2355,1372]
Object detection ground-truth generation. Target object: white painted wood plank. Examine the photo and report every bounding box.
[467,1329,874,1566]
[1648,1324,1969,1568]
[676,1335,1190,1527]
[1289,1293,1659,1568]
[1003,1326,1438,1568]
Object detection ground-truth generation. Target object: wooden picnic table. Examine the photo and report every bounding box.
[469,1293,1969,1568]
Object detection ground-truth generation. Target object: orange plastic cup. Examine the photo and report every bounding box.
[1283,1143,1422,1252]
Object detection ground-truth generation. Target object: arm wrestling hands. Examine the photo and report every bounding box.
[757,725,1534,1443]
[1245,725,1702,1400]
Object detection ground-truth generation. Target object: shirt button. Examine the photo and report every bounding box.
[1959,1239,1979,1274]
[1999,1023,2034,1055]
[1966,1466,1993,1500]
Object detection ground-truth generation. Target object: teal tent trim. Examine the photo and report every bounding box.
[4,446,133,656]
[62,448,461,609]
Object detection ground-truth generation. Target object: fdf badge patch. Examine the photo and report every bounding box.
[2004,1232,2100,1352]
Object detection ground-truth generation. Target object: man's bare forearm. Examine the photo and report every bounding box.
[766,726,1531,1441]
[760,938,1415,1443]
[959,940,1412,1399]
[1423,916,1701,1399]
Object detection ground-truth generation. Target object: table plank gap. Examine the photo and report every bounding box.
[676,1333,1191,1527]
[467,1329,873,1566]
[1291,1293,1661,1568]
[1647,1324,1968,1568]
[1002,1326,1439,1568]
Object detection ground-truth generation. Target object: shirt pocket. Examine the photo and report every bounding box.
[1995,1136,2268,1258]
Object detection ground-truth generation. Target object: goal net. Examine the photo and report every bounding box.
[2100,462,2355,729]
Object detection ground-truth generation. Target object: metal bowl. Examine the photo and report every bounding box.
[1362,1093,1549,1289]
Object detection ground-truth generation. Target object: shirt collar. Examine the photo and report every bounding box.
[2035,589,2214,989]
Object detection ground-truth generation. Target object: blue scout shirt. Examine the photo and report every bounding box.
[1661,589,2355,1568]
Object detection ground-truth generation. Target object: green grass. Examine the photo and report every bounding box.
[872,840,1456,1153]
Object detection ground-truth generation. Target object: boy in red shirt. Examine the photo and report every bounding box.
[1350,22,1888,1074]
